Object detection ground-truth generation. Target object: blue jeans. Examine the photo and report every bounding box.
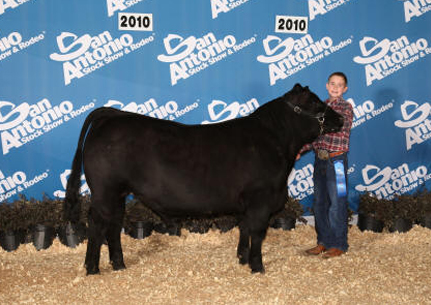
[313,153,349,251]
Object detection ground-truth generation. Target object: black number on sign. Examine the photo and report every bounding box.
[140,16,151,28]
[120,15,127,27]
[278,18,306,31]
[129,16,136,28]
[120,15,151,29]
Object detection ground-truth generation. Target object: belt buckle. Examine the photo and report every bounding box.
[317,149,329,160]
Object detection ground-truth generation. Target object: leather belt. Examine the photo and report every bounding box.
[317,149,344,160]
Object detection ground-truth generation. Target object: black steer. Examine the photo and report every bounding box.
[65,83,343,275]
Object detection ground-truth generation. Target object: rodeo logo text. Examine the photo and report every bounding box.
[353,35,431,86]
[355,163,428,199]
[50,31,154,86]
[0,99,95,155]
[394,100,431,150]
[0,168,49,201]
[158,32,256,86]
[257,34,352,86]
[105,98,200,121]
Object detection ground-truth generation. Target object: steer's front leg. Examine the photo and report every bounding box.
[242,196,271,274]
[249,229,266,273]
[107,220,126,271]
[237,222,250,265]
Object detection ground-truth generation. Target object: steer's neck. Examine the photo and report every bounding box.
[255,99,322,164]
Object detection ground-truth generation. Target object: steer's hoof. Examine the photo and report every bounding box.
[250,259,265,274]
[86,266,100,275]
[237,248,250,265]
[112,261,126,271]
[251,266,265,274]
[238,255,249,265]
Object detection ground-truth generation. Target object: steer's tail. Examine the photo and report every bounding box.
[64,107,115,223]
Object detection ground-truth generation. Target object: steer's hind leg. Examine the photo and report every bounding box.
[85,192,126,275]
[107,201,126,271]
[85,207,107,275]
[249,224,268,273]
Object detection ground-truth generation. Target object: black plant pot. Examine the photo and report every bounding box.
[389,218,413,233]
[126,221,153,239]
[58,223,86,248]
[270,216,296,231]
[419,214,431,230]
[0,230,21,252]
[32,224,55,250]
[358,213,384,233]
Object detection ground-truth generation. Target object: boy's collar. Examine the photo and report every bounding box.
[327,97,344,104]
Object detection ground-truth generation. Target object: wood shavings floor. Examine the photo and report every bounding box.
[1,225,431,304]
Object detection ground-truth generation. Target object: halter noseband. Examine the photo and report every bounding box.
[287,101,327,135]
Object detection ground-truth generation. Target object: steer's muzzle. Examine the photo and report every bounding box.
[336,115,344,130]
[325,113,344,133]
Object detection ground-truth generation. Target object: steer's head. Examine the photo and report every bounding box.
[285,83,344,135]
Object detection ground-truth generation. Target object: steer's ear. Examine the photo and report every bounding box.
[292,83,303,91]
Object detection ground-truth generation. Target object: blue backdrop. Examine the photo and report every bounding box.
[1,0,430,214]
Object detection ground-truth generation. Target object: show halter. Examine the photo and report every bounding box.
[286,101,327,135]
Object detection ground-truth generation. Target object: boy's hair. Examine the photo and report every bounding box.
[328,72,348,86]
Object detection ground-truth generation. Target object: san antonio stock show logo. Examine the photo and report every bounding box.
[257,34,352,86]
[157,32,256,86]
[353,35,431,86]
[50,31,154,86]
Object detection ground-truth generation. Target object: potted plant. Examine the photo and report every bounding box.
[417,188,431,229]
[124,198,157,239]
[57,195,87,248]
[357,192,390,233]
[389,193,419,233]
[27,195,61,250]
[0,196,33,251]
[270,196,306,230]
[0,202,21,251]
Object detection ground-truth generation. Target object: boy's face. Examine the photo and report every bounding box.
[326,75,348,101]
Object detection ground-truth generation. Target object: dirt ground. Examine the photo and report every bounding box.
[1,225,431,304]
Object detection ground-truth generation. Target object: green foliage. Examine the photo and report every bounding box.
[417,188,431,215]
[123,197,161,228]
[358,192,394,227]
[359,191,424,228]
[27,194,63,227]
[0,195,33,231]
[0,194,83,232]
[78,194,92,226]
[272,196,306,224]
[392,193,420,222]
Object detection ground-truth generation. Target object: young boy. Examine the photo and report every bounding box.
[297,72,353,258]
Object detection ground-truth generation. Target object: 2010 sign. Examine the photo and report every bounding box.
[118,13,153,32]
[275,16,308,34]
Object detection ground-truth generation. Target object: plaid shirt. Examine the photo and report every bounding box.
[300,97,353,153]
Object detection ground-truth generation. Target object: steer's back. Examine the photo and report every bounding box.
[83,109,287,216]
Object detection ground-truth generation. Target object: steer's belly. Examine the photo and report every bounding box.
[135,177,246,218]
